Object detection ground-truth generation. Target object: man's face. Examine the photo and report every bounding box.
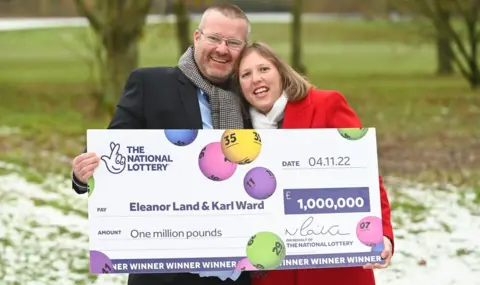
[193,11,248,84]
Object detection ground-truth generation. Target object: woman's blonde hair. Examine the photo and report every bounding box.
[235,41,315,101]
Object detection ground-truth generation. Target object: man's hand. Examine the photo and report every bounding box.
[363,236,393,270]
[72,152,100,184]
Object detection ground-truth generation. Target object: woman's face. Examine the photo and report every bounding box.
[238,50,283,114]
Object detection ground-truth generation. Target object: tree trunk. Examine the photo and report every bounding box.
[102,42,139,116]
[291,0,306,75]
[436,36,454,76]
[73,0,151,116]
[435,10,454,76]
[174,0,191,56]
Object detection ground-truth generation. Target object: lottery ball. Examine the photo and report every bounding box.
[356,216,383,246]
[246,231,286,270]
[235,258,257,271]
[165,129,198,146]
[371,243,385,253]
[87,176,95,197]
[338,128,368,140]
[90,250,114,274]
[221,129,262,165]
[198,142,237,181]
[243,167,277,200]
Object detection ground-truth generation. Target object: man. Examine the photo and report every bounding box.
[71,4,252,285]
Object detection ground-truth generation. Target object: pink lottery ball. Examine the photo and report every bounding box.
[198,142,237,181]
[356,216,383,246]
[235,258,257,271]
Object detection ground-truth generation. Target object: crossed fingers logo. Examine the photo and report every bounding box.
[101,142,126,174]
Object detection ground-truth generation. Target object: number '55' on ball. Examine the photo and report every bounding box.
[221,130,262,165]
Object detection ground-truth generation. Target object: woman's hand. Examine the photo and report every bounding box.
[363,236,393,270]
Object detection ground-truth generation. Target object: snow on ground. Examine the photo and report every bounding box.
[374,178,480,285]
[0,162,478,285]
[0,162,126,285]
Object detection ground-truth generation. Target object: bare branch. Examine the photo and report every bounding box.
[450,48,473,82]
[73,0,102,33]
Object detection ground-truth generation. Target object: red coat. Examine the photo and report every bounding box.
[252,88,394,285]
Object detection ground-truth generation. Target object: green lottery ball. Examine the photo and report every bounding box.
[338,128,368,140]
[246,231,286,270]
[88,176,95,197]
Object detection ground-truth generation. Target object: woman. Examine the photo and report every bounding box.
[235,42,394,285]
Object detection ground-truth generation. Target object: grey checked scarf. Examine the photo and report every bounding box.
[178,46,245,130]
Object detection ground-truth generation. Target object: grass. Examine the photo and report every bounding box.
[0,20,479,187]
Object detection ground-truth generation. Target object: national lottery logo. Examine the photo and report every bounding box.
[101,142,173,174]
[101,142,126,174]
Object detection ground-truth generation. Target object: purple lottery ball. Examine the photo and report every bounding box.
[371,243,385,253]
[243,167,277,200]
[90,250,114,274]
[198,142,237,181]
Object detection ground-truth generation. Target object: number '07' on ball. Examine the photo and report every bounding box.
[356,216,383,246]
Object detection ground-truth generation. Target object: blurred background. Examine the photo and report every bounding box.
[0,0,479,284]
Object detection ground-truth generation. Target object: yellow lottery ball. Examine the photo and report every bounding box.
[221,129,262,165]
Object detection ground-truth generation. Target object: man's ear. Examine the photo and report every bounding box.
[193,29,201,44]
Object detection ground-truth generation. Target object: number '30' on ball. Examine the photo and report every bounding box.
[338,128,368,140]
[198,142,237,181]
[164,129,198,146]
[221,129,262,165]
[246,231,286,270]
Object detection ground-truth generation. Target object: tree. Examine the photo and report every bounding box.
[173,0,191,57]
[389,0,455,76]
[434,9,455,75]
[390,0,480,89]
[73,0,152,116]
[291,0,306,75]
[172,0,215,58]
[420,0,480,88]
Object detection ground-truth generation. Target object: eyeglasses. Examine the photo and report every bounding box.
[197,29,245,50]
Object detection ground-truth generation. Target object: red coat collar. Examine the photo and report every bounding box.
[282,88,314,129]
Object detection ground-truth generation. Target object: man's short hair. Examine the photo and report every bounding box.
[199,3,251,40]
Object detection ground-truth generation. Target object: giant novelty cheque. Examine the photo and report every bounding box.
[86,128,385,275]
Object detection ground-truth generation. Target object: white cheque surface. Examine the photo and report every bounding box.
[87,128,385,274]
